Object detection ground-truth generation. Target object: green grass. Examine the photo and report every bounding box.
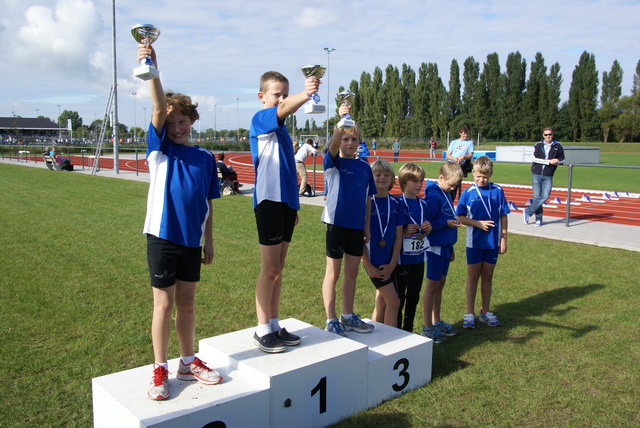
[0,163,639,427]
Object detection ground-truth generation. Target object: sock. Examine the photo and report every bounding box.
[341,313,353,320]
[155,362,169,370]
[326,318,338,324]
[181,355,195,365]
[257,323,272,338]
[269,318,281,332]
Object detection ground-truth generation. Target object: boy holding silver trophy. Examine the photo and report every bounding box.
[249,70,321,353]
[137,37,223,401]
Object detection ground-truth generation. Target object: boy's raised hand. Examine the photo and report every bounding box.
[138,43,156,67]
[338,102,350,117]
[304,76,321,98]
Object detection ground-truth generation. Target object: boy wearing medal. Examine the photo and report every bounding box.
[456,156,509,328]
[396,163,432,332]
[362,160,404,327]
[421,162,463,343]
[321,103,377,336]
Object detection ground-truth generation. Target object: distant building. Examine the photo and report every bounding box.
[0,117,62,143]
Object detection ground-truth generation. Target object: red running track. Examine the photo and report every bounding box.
[13,151,640,227]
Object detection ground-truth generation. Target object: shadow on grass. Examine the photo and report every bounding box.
[433,283,604,379]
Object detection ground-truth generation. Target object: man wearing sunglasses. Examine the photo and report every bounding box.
[523,128,565,227]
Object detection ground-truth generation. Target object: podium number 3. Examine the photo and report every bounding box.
[311,376,327,414]
[392,358,410,391]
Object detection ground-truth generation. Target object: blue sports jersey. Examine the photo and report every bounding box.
[250,107,300,210]
[321,153,377,229]
[398,195,429,265]
[456,183,510,249]
[143,123,220,248]
[423,180,458,258]
[365,195,405,266]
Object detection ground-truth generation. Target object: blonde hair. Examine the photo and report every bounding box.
[371,159,396,191]
[472,156,493,175]
[165,91,199,122]
[397,162,425,192]
[440,162,463,183]
[259,71,289,93]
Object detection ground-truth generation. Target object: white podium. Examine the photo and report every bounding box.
[92,360,269,428]
[93,318,433,427]
[198,318,369,428]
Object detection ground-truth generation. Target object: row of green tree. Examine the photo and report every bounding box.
[307,51,638,143]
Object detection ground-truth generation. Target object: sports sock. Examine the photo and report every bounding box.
[341,313,353,320]
[269,318,281,332]
[257,323,272,338]
[181,355,196,365]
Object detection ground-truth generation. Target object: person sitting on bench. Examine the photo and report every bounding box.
[51,146,73,171]
[216,152,239,192]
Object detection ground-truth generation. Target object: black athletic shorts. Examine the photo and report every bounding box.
[254,200,297,246]
[147,234,202,288]
[325,224,365,259]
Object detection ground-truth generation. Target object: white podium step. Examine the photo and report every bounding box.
[346,319,432,408]
[198,318,369,428]
[92,359,269,428]
[93,318,433,427]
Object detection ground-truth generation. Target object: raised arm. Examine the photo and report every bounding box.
[138,43,165,136]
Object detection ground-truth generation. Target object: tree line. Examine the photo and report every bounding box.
[308,51,640,143]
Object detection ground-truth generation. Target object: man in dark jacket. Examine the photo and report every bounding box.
[523,128,564,226]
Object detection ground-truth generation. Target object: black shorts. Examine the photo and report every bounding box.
[254,200,297,246]
[368,265,397,289]
[147,235,202,288]
[325,224,365,259]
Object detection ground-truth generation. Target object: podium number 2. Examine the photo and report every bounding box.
[392,358,410,392]
[311,376,327,414]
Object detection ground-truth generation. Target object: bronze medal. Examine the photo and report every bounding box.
[378,240,386,248]
[417,232,425,241]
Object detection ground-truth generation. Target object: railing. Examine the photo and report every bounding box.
[564,164,640,227]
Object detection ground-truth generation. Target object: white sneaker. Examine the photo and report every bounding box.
[177,357,222,385]
[147,364,169,400]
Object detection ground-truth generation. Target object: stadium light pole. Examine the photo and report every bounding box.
[132,92,137,142]
[236,97,240,142]
[324,47,335,145]
[214,104,217,141]
[57,104,61,140]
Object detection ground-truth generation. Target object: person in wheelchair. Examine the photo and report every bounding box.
[216,152,240,192]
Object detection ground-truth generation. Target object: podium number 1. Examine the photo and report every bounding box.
[311,376,327,414]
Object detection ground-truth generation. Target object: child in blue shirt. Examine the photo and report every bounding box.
[362,160,404,327]
[250,71,321,353]
[396,163,431,332]
[321,103,377,336]
[139,43,221,401]
[421,162,463,344]
[456,156,509,328]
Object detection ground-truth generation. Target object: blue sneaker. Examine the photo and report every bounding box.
[325,319,347,337]
[463,314,476,329]
[421,326,446,343]
[340,313,374,333]
[523,210,530,225]
[479,311,501,327]
[434,320,458,336]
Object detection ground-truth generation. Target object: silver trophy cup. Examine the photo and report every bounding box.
[301,65,326,114]
[337,91,356,129]
[132,24,161,80]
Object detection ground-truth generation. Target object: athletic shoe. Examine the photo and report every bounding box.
[535,220,542,227]
[421,326,446,344]
[523,210,530,225]
[479,311,501,327]
[253,332,285,353]
[434,320,458,336]
[177,357,222,385]
[147,364,169,400]
[340,313,374,333]
[325,319,347,337]
[274,327,301,346]
[463,314,476,329]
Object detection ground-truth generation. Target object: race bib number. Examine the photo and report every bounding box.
[403,234,429,255]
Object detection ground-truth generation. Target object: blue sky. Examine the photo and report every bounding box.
[1,0,639,133]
